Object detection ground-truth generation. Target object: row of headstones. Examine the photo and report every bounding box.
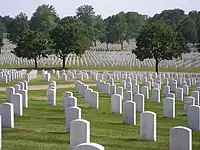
[81,70,200,83]
[0,69,27,83]
[90,72,200,96]
[60,82,104,150]
[106,72,199,88]
[87,50,199,68]
[52,70,76,80]
[98,77,200,115]
[75,80,99,109]
[64,82,105,150]
[0,81,29,149]
[43,70,200,84]
[99,75,200,103]
[46,81,57,105]
[121,79,200,105]
[96,70,199,79]
[43,70,89,81]
[46,69,194,83]
[24,70,38,82]
[103,71,200,85]
[46,79,94,108]
[140,76,198,88]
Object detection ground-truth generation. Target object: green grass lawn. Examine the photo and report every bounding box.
[1,64,200,73]
[0,83,200,149]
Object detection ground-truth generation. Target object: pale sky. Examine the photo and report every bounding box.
[0,0,200,18]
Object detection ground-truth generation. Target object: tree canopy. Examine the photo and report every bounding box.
[133,21,189,73]
[0,21,6,35]
[76,4,95,26]
[151,9,200,45]
[29,4,59,32]
[11,29,52,69]
[50,20,90,68]
[0,15,14,31]
[7,13,29,44]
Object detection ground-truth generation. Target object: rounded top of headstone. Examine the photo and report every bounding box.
[170,126,192,131]
[75,143,104,149]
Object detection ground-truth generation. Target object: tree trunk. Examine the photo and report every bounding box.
[62,56,66,69]
[94,41,97,46]
[106,43,109,50]
[178,65,180,76]
[127,40,130,45]
[34,56,38,69]
[155,59,159,74]
[121,42,123,50]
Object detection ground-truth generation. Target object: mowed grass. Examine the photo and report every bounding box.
[1,64,200,73]
[0,83,200,149]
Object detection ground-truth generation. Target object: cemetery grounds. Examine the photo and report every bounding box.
[0,69,200,150]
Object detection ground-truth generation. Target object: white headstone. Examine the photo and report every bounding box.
[66,107,81,132]
[140,111,156,141]
[0,103,14,128]
[123,101,136,125]
[11,93,23,116]
[152,88,160,103]
[187,105,200,130]
[123,91,132,102]
[170,126,192,150]
[111,94,122,114]
[88,91,99,109]
[135,94,144,113]
[6,87,15,102]
[70,119,90,150]
[141,86,149,99]
[19,90,28,108]
[164,97,175,118]
[191,91,199,105]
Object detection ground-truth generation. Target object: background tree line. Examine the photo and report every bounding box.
[0,4,200,71]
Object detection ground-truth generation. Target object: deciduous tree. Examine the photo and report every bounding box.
[51,21,90,68]
[0,15,14,31]
[11,29,52,69]
[29,4,59,32]
[7,13,29,44]
[76,4,95,26]
[133,21,188,73]
[177,16,197,43]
